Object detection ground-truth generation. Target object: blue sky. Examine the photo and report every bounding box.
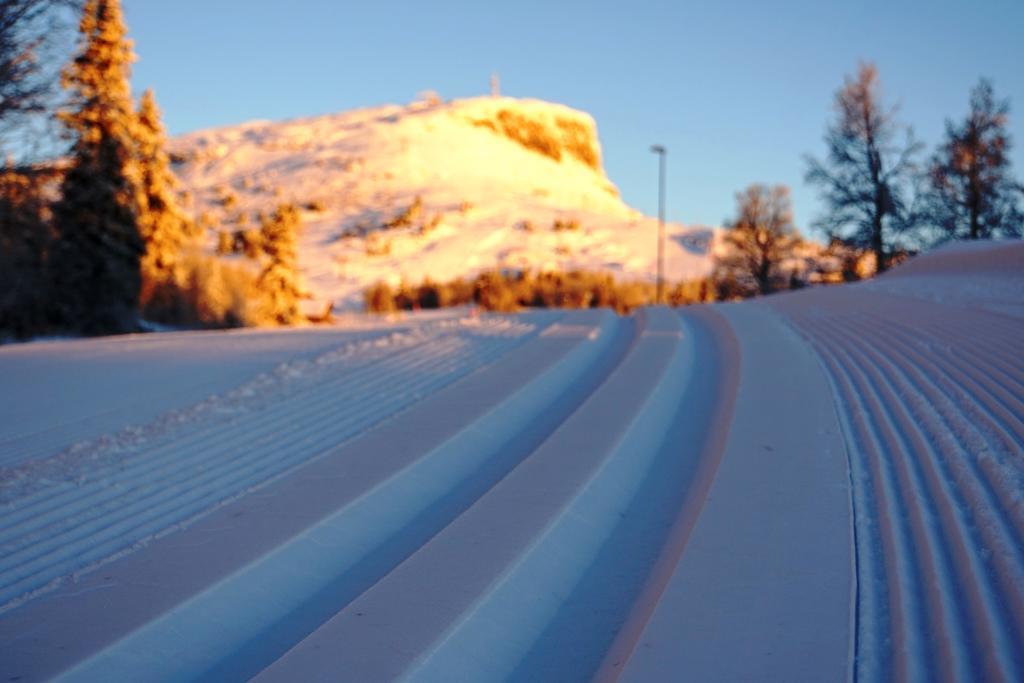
[124,0,1024,235]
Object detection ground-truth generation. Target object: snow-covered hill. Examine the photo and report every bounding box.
[169,96,716,309]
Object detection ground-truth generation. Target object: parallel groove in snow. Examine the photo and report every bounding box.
[812,330,929,680]
[0,317,544,610]
[868,322,1024,555]
[847,315,1024,560]
[2,245,1021,682]
[0,328,404,468]
[2,339,471,592]
[51,312,636,682]
[1,335,466,538]
[0,325,471,513]
[814,320,995,681]
[850,320,1024,646]
[404,310,696,681]
[886,318,1024,433]
[252,308,726,683]
[785,297,1024,683]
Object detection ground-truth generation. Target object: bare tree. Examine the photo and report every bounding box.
[0,0,78,155]
[805,63,921,272]
[715,184,799,297]
[923,79,1023,241]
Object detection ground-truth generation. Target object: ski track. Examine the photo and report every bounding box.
[0,314,549,612]
[1,243,1021,682]
[0,326,413,468]
[779,291,1024,682]
[249,307,734,683]
[0,307,744,683]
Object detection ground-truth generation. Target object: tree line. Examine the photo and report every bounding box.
[717,63,1022,298]
[364,269,720,315]
[3,4,1020,334]
[1,0,304,340]
[371,64,1023,312]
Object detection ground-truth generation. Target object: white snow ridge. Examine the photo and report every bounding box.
[1,241,1022,681]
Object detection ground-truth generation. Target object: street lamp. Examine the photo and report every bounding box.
[650,144,666,305]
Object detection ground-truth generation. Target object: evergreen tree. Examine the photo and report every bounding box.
[715,184,799,296]
[805,63,921,272]
[135,88,196,318]
[924,79,1023,241]
[0,165,55,337]
[49,0,142,334]
[258,203,304,325]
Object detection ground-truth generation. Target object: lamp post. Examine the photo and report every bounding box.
[650,144,666,305]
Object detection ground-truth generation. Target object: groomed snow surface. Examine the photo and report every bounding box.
[1,240,1022,681]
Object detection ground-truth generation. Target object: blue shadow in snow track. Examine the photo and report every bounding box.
[507,307,739,682]
[197,314,639,682]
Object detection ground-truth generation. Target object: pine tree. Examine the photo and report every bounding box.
[924,79,1023,241]
[0,165,55,337]
[258,203,304,325]
[135,88,196,318]
[715,184,799,296]
[49,0,142,334]
[805,63,921,272]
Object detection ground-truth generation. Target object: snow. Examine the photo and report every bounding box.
[0,313,551,613]
[0,240,1022,680]
[618,303,852,682]
[0,327,371,468]
[170,97,720,310]
[770,263,1024,681]
[309,309,703,682]
[21,311,623,681]
[861,240,1024,318]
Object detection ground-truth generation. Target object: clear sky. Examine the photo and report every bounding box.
[123,0,1024,235]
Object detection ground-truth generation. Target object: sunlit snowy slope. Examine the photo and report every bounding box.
[0,240,1021,681]
[169,96,717,309]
